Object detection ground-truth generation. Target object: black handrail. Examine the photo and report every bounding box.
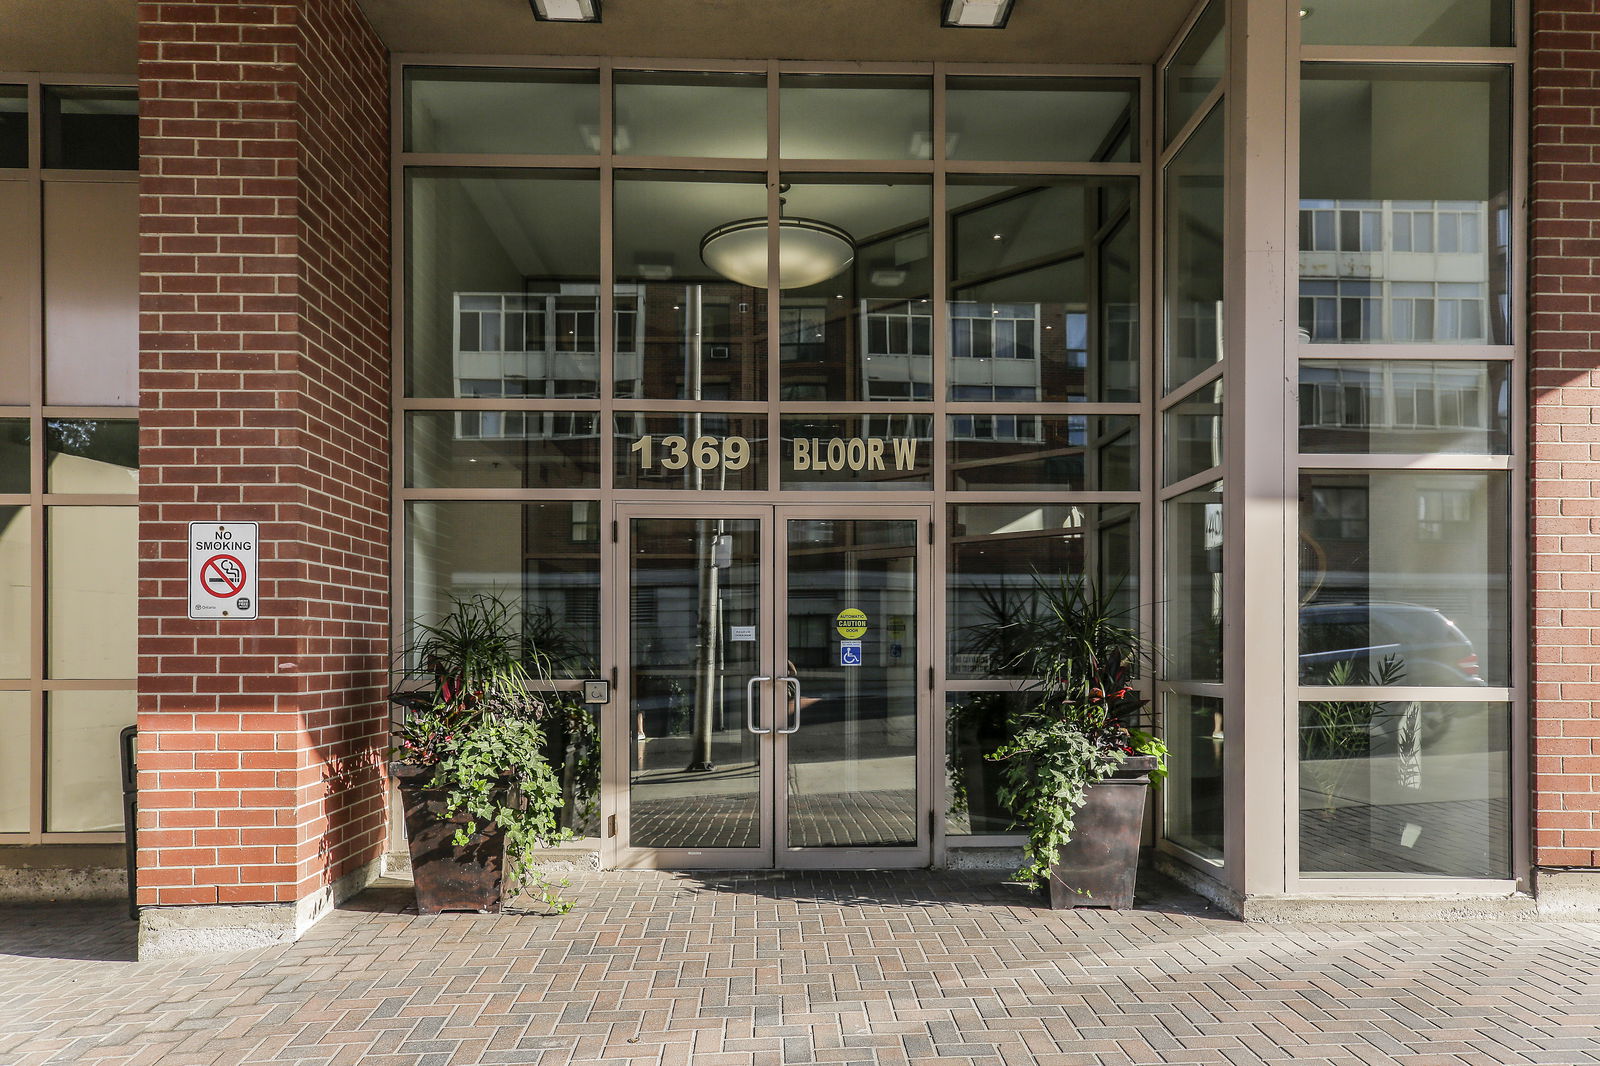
[119,725,138,922]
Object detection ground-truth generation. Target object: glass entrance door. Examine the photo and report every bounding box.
[614,504,931,868]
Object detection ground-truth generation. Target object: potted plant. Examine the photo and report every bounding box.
[390,593,581,914]
[985,578,1167,909]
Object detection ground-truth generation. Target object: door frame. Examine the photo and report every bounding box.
[605,501,935,870]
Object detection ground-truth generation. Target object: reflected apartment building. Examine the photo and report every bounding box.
[2,0,1598,955]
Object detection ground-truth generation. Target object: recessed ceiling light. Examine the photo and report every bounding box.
[1299,6,1312,17]
[529,0,600,22]
[942,0,1016,29]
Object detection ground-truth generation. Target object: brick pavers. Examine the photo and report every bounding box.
[4,870,1600,1065]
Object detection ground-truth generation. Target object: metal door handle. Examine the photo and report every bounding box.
[746,675,773,734]
[778,675,802,734]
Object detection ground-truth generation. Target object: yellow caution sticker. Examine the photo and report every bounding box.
[835,608,868,639]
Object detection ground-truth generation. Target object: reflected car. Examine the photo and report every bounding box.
[1299,602,1485,687]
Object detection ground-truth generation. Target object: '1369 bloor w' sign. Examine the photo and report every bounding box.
[188,521,259,620]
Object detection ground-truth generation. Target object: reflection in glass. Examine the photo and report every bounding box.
[0,691,25,830]
[406,411,600,489]
[779,177,932,402]
[1301,0,1512,48]
[43,86,138,170]
[404,67,598,154]
[949,414,1137,492]
[1299,471,1508,686]
[0,420,27,494]
[615,172,767,401]
[785,518,918,847]
[946,690,1028,836]
[46,690,136,832]
[0,86,25,168]
[1163,483,1223,682]
[1164,0,1224,142]
[629,517,762,849]
[1300,65,1511,345]
[949,177,1139,403]
[1163,381,1222,485]
[406,501,600,675]
[780,75,930,159]
[1299,700,1509,878]
[613,412,768,491]
[48,506,135,679]
[406,170,600,397]
[1164,107,1224,391]
[0,507,28,679]
[614,72,765,158]
[947,504,1137,678]
[1299,361,1510,454]
[45,419,138,493]
[947,78,1138,162]
[1164,693,1223,860]
[781,415,932,490]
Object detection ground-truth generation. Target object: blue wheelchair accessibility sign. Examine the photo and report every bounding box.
[840,640,863,667]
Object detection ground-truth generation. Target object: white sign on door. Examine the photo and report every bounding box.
[188,521,259,620]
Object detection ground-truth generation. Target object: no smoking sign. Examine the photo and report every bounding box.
[188,522,259,620]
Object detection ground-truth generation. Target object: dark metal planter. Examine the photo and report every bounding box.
[1047,755,1156,910]
[392,762,506,914]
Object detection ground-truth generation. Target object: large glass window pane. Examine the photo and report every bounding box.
[48,506,135,679]
[0,691,27,830]
[614,72,765,158]
[614,412,768,491]
[43,86,137,170]
[0,419,28,494]
[781,414,932,490]
[779,176,932,403]
[780,75,930,160]
[1299,700,1510,878]
[46,690,135,832]
[947,78,1138,163]
[1164,107,1224,391]
[949,176,1139,403]
[404,67,598,154]
[406,501,600,675]
[949,414,1137,492]
[407,411,600,489]
[1164,693,1223,860]
[615,172,767,401]
[0,86,25,168]
[1300,65,1511,345]
[0,181,34,403]
[947,503,1138,679]
[1164,1,1224,143]
[44,182,138,405]
[1301,0,1512,48]
[1299,471,1508,687]
[407,170,600,398]
[1163,482,1223,682]
[946,690,1028,836]
[1163,380,1222,485]
[45,419,138,493]
[1299,360,1510,453]
[0,507,28,679]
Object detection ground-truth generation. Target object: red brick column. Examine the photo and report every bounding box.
[1532,2,1600,874]
[135,0,390,933]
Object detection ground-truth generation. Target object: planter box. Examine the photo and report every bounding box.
[392,762,506,914]
[1047,754,1156,910]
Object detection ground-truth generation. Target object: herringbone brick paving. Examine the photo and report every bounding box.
[4,870,1600,1065]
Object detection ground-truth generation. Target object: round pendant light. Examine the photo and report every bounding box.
[699,216,854,290]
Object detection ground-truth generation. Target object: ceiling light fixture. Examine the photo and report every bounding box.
[941,0,1016,29]
[529,0,601,22]
[700,216,854,290]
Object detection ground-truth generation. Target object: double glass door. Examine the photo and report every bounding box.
[615,504,930,868]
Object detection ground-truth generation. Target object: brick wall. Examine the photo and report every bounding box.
[136,0,390,907]
[1532,2,1600,870]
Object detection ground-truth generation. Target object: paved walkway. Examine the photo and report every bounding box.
[4,870,1600,1066]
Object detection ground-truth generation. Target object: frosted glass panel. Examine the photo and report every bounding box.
[49,506,137,678]
[46,689,135,832]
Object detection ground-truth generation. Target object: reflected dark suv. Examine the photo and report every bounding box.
[1299,602,1485,687]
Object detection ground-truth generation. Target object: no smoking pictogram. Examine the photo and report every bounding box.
[200,554,247,597]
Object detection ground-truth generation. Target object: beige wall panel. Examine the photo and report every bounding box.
[45,689,135,833]
[47,505,136,679]
[43,182,138,407]
[0,691,28,832]
[0,506,30,680]
[0,181,37,406]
